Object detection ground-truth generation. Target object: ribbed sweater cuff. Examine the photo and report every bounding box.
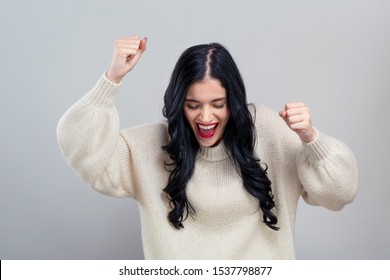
[87,72,121,108]
[302,132,331,161]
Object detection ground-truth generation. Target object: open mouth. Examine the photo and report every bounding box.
[196,122,218,139]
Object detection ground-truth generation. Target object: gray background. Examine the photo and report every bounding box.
[1,0,389,259]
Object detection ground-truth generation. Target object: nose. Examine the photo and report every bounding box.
[199,107,213,123]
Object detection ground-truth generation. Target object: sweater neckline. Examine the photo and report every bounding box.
[198,141,230,162]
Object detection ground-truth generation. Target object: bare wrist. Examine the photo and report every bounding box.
[301,128,317,143]
[106,71,122,84]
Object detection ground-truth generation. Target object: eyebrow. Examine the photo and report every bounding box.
[185,97,227,103]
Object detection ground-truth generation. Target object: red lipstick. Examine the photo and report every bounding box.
[196,122,218,139]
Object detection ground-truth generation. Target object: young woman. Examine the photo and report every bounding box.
[57,35,358,259]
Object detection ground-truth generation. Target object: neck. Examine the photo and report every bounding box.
[198,141,229,162]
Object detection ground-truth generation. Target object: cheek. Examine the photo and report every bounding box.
[183,109,191,122]
[219,109,230,123]
[183,110,196,127]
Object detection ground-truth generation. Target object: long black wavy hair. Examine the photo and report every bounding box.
[162,43,278,230]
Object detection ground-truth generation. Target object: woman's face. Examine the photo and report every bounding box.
[183,78,230,147]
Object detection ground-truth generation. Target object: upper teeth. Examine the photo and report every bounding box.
[198,124,216,130]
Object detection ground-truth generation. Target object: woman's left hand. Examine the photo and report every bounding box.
[279,102,317,143]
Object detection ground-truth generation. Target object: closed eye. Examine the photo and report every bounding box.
[213,103,225,109]
[186,104,200,110]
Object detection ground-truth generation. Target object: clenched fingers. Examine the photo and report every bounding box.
[279,102,317,143]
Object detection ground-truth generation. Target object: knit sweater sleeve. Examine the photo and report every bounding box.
[56,73,136,198]
[296,131,359,210]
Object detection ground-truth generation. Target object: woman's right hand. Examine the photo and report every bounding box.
[106,35,147,83]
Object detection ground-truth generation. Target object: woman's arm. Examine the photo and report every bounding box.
[57,36,147,198]
[296,132,359,210]
[279,102,358,210]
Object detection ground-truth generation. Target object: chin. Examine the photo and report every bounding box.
[197,136,221,147]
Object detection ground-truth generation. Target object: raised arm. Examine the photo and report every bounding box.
[279,102,359,210]
[57,36,147,198]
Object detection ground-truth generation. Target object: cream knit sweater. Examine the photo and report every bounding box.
[57,73,359,259]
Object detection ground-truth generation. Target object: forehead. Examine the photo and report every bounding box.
[186,78,226,101]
